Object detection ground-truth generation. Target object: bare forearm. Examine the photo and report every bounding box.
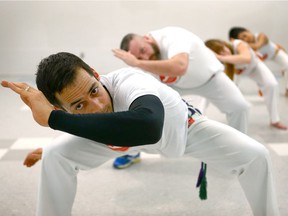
[250,33,268,50]
[249,41,268,50]
[136,58,187,76]
[217,54,251,65]
[113,49,188,77]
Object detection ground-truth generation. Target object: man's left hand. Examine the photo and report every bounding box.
[112,49,139,67]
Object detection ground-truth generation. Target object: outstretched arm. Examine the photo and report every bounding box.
[2,80,165,147]
[3,76,166,153]
[216,42,251,65]
[112,49,189,77]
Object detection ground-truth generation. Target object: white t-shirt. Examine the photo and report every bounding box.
[100,67,188,157]
[232,39,258,75]
[255,33,277,60]
[149,26,224,88]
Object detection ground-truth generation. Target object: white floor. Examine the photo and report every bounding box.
[0,75,287,216]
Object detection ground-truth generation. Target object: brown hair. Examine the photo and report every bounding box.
[205,39,235,81]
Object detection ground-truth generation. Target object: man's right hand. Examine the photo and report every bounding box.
[112,49,140,67]
[1,81,53,127]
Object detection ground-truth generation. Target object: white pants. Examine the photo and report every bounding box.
[248,62,280,123]
[36,118,279,216]
[272,49,288,89]
[174,72,251,134]
[185,118,279,216]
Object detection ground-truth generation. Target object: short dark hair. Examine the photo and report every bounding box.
[229,27,248,39]
[36,52,94,107]
[120,33,136,51]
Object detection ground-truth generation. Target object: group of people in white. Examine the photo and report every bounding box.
[2,26,287,216]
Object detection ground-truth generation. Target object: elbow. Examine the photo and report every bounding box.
[145,127,163,144]
[245,57,252,64]
[242,55,252,64]
[143,118,164,144]
[176,64,188,76]
[172,53,189,76]
[150,127,163,143]
[179,66,188,76]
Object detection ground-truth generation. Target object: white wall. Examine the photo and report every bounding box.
[1,1,287,75]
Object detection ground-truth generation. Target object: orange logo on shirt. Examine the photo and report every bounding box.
[159,75,178,84]
[256,53,268,61]
[188,117,195,127]
[235,69,244,75]
[107,145,130,152]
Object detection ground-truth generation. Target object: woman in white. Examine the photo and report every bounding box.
[205,39,287,130]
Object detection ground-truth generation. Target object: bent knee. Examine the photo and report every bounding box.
[252,144,271,166]
[233,100,251,113]
[258,144,270,158]
[42,144,62,162]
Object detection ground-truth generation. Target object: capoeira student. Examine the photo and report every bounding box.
[2,52,279,216]
[229,26,288,97]
[205,38,287,130]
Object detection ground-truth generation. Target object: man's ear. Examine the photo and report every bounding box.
[142,35,155,44]
[91,68,100,81]
[143,35,152,42]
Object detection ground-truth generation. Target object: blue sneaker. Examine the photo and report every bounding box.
[113,153,141,169]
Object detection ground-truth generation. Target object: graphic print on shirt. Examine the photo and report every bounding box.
[159,75,179,84]
[107,145,130,152]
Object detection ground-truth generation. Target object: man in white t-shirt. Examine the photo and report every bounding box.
[112,26,251,168]
[1,52,279,216]
[113,26,250,133]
